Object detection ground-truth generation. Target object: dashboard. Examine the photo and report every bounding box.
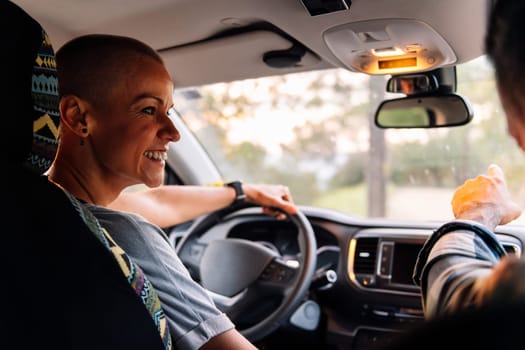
[170,205,524,349]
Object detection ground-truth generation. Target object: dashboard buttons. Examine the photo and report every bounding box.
[378,242,393,277]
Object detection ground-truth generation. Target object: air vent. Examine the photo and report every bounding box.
[503,243,521,256]
[301,0,351,16]
[354,237,378,274]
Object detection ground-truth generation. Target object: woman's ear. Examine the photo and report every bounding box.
[59,95,88,137]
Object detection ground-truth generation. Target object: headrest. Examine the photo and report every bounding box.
[27,31,60,174]
[1,1,59,174]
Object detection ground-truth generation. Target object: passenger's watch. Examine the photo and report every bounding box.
[224,180,246,204]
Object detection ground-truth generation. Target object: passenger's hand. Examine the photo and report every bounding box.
[451,164,521,230]
[243,184,297,220]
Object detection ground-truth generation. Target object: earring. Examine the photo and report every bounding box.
[80,127,87,146]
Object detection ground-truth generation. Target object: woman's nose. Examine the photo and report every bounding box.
[160,113,181,142]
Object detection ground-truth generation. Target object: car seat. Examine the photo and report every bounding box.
[1,2,170,349]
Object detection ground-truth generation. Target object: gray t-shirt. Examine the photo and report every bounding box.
[84,204,235,350]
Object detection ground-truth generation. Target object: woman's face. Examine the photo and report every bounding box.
[87,55,180,189]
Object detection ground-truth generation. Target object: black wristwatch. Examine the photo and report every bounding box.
[225,180,246,204]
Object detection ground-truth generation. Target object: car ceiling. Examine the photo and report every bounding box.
[14,0,491,89]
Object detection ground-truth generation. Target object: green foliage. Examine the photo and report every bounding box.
[258,166,321,205]
[313,184,367,217]
[378,107,428,127]
[222,141,267,183]
[282,117,339,163]
[328,152,367,188]
[176,56,525,219]
[385,56,523,189]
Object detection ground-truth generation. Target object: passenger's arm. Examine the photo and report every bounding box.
[418,164,522,317]
[108,183,297,228]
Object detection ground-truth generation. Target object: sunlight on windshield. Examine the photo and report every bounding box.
[174,56,525,225]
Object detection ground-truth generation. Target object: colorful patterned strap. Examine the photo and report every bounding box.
[61,188,173,350]
[27,30,59,175]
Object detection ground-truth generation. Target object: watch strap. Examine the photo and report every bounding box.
[225,181,246,204]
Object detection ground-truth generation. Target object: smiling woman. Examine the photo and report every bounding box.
[11,0,523,349]
[49,34,180,204]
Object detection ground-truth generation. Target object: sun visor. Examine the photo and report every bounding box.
[323,19,456,75]
[161,30,324,88]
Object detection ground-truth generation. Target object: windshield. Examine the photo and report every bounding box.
[174,56,525,224]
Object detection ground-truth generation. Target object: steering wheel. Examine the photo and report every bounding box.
[176,201,317,342]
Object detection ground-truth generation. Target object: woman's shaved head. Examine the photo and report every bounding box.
[56,34,165,109]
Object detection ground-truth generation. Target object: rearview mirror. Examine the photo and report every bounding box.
[375,94,473,128]
[387,74,439,95]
